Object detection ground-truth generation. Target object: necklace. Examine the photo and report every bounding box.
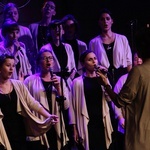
[0,83,12,100]
[106,45,112,50]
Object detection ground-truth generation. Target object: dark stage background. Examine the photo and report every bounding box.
[0,0,149,50]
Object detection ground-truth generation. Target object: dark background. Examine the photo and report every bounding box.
[0,0,150,50]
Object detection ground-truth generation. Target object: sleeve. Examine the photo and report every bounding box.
[62,78,70,110]
[68,79,78,125]
[123,36,132,66]
[20,82,43,112]
[117,67,140,107]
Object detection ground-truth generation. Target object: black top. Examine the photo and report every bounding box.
[64,39,79,68]
[83,76,107,150]
[103,42,127,86]
[51,43,68,71]
[41,79,52,113]
[37,25,49,50]
[41,79,58,150]
[103,42,114,68]
[0,88,26,149]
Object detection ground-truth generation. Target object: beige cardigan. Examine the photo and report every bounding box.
[0,79,53,150]
[69,76,113,150]
[24,74,69,149]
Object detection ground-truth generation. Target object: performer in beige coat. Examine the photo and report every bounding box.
[69,50,113,150]
[24,49,69,150]
[0,52,58,150]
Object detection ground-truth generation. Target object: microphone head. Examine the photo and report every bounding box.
[49,67,53,79]
[94,65,108,74]
[49,67,53,72]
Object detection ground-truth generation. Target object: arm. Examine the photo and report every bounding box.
[96,71,120,107]
[38,106,58,123]
[20,81,59,123]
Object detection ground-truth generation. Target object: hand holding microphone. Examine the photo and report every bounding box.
[49,67,53,80]
[94,64,108,76]
[49,67,61,95]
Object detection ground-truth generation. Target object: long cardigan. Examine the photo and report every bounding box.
[0,79,53,150]
[24,74,69,149]
[69,76,113,150]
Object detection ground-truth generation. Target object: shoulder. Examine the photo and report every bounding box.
[25,74,40,81]
[62,42,71,47]
[62,43,74,52]
[77,39,87,46]
[29,22,39,27]
[19,25,30,31]
[89,35,100,43]
[73,76,83,84]
[117,73,128,84]
[115,33,128,40]
[11,79,24,87]
[40,43,52,50]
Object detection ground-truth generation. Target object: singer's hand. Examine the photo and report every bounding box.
[51,74,62,95]
[96,71,109,86]
[94,65,108,77]
[45,114,59,125]
[13,39,21,50]
[72,124,80,143]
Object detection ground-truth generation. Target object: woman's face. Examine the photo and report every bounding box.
[0,58,15,80]
[5,29,20,43]
[39,51,54,72]
[63,19,76,39]
[42,1,56,18]
[133,53,143,66]
[98,13,113,32]
[83,52,98,72]
[50,24,64,41]
[5,6,19,22]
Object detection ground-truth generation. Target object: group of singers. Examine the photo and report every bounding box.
[0,1,149,150]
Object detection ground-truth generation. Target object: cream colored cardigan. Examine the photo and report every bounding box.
[0,79,53,150]
[69,76,113,150]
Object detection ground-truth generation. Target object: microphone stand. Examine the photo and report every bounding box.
[130,19,137,52]
[55,24,66,150]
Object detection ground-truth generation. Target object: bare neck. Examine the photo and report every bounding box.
[40,17,52,26]
[84,71,97,78]
[40,71,52,81]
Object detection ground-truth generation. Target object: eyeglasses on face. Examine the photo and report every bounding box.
[45,4,55,10]
[41,56,53,61]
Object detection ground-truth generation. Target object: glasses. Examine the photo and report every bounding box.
[45,4,55,10]
[41,56,53,61]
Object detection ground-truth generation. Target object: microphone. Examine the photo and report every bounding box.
[94,65,108,75]
[49,67,53,80]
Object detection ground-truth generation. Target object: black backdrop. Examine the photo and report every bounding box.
[0,0,150,49]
